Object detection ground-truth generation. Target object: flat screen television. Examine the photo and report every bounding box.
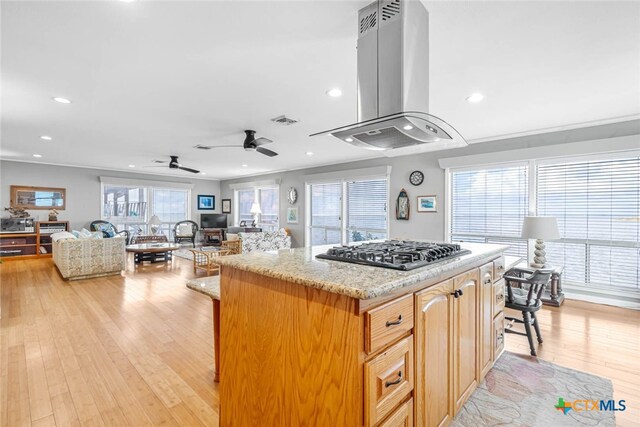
[201,213,228,229]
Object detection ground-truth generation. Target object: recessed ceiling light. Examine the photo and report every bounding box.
[403,125,413,130]
[120,0,136,2]
[40,135,53,141]
[200,172,206,175]
[306,151,314,156]
[33,154,42,158]
[53,97,71,104]
[128,164,135,168]
[345,138,353,142]
[326,88,342,98]
[465,93,484,103]
[241,164,248,167]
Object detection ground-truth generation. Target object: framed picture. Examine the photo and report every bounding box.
[197,195,215,210]
[287,207,299,224]
[417,195,437,213]
[396,188,410,220]
[11,185,66,210]
[221,198,231,214]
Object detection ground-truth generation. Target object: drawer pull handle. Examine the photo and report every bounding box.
[484,278,492,284]
[497,265,504,271]
[496,293,504,300]
[385,371,403,387]
[385,315,403,327]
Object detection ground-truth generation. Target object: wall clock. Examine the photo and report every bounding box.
[409,170,424,186]
[287,187,298,204]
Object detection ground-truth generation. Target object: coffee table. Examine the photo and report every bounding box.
[126,242,181,264]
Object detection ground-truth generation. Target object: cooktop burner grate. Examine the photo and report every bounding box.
[315,240,471,271]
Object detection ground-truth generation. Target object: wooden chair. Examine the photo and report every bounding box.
[90,220,130,244]
[190,249,231,275]
[503,268,553,356]
[174,220,198,247]
[221,239,241,255]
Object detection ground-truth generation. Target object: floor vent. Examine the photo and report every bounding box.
[271,115,299,126]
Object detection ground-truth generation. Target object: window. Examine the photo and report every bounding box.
[307,178,388,246]
[101,183,190,237]
[450,164,529,257]
[234,186,280,231]
[537,155,640,290]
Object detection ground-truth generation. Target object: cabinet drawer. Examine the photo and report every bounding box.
[493,256,506,281]
[0,246,36,256]
[480,262,493,287]
[493,312,505,360]
[378,398,413,427]
[0,237,28,246]
[365,294,414,354]
[364,336,414,427]
[493,279,505,314]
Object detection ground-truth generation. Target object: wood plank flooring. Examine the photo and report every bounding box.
[1,256,638,426]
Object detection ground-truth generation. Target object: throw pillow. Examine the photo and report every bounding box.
[177,223,192,237]
[94,223,115,237]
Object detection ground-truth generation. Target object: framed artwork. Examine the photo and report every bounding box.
[396,188,410,220]
[287,207,299,224]
[197,195,215,210]
[417,195,437,213]
[10,185,66,210]
[221,198,231,214]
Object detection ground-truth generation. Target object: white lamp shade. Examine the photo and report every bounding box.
[149,215,162,226]
[521,216,560,240]
[250,203,262,214]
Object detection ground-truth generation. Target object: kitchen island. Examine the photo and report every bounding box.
[215,242,508,427]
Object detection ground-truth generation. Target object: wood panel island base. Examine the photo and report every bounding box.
[216,243,508,427]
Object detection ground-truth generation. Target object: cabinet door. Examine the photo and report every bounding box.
[452,270,479,415]
[415,280,453,427]
[478,263,494,380]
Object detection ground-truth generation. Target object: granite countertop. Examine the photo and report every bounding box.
[214,242,508,300]
[186,276,220,300]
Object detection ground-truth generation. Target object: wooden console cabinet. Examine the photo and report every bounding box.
[220,254,505,426]
[0,221,69,260]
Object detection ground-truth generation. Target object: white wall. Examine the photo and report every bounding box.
[0,161,221,230]
[220,121,640,247]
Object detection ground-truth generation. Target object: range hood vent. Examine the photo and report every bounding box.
[312,0,467,155]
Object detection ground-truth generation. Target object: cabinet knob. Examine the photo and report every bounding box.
[385,371,403,387]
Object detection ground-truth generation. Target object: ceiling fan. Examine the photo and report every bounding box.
[194,130,278,157]
[150,155,200,174]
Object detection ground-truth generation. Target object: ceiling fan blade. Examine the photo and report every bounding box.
[256,147,278,157]
[253,137,273,146]
[178,166,200,174]
[144,165,169,168]
[196,144,242,149]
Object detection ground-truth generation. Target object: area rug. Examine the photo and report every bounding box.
[173,245,220,260]
[452,351,615,426]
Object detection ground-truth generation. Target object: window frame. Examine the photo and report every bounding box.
[233,185,280,231]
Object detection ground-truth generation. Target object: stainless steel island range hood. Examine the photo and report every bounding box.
[311,0,467,156]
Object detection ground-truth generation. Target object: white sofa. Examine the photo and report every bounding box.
[53,236,126,280]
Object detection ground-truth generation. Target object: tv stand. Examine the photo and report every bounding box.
[202,228,225,246]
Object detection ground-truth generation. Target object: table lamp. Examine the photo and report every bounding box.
[250,203,262,227]
[149,215,162,235]
[521,216,560,268]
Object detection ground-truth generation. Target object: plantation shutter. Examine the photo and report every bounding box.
[450,164,529,257]
[536,155,640,289]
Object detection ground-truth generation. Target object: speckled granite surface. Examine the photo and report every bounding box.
[186,276,220,300]
[214,242,508,300]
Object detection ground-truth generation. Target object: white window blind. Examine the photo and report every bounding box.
[347,179,388,243]
[236,189,255,224]
[450,164,529,257]
[309,182,342,246]
[537,156,640,290]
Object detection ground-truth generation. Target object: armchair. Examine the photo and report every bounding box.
[174,220,198,247]
[90,220,130,244]
[503,268,553,356]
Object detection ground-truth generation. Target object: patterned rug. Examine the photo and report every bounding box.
[452,351,615,426]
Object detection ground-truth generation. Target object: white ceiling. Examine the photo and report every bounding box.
[2,0,639,180]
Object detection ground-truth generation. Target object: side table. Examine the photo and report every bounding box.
[508,261,565,307]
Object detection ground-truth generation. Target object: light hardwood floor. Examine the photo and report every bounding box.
[1,257,638,426]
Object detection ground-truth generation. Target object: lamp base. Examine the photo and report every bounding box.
[529,238,547,269]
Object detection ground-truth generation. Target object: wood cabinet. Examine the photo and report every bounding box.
[415,280,453,427]
[220,254,504,427]
[478,263,494,380]
[452,269,479,415]
[0,221,69,260]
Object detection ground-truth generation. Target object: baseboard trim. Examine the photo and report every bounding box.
[563,286,640,310]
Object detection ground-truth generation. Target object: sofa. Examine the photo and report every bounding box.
[52,235,126,280]
[236,229,291,253]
